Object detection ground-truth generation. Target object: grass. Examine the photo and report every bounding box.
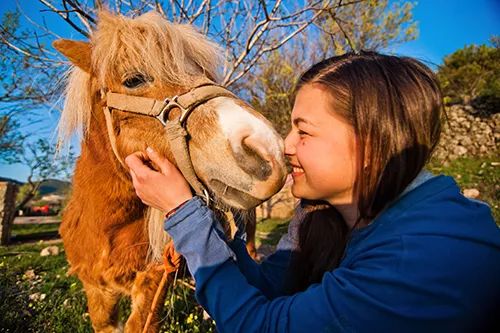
[255,218,290,248]
[11,223,60,236]
[0,242,89,332]
[0,242,215,332]
[1,155,497,331]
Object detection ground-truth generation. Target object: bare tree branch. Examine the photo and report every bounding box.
[38,0,90,37]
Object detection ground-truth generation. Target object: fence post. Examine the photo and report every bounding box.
[0,182,18,245]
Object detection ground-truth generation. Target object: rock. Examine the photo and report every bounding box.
[40,246,60,257]
[463,188,480,199]
[460,136,472,146]
[454,146,468,156]
[24,269,36,280]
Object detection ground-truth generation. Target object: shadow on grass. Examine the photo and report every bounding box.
[10,223,61,244]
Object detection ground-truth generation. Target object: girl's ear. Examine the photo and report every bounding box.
[53,39,91,73]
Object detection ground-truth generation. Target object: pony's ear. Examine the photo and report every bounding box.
[53,39,92,73]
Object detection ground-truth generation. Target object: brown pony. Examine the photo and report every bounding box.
[54,11,286,332]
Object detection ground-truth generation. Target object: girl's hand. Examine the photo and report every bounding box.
[125,147,193,213]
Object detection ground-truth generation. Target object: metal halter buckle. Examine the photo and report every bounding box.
[156,96,187,126]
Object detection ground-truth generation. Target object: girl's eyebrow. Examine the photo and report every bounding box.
[293,117,316,127]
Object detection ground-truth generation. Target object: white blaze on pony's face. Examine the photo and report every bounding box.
[54,10,286,210]
[187,97,286,209]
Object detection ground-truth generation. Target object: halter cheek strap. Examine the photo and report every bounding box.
[103,106,126,167]
[101,82,236,205]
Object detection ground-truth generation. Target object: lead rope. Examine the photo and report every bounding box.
[142,242,182,333]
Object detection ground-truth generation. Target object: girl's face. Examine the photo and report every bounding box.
[284,84,358,206]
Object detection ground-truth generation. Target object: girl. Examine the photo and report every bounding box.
[126,52,500,332]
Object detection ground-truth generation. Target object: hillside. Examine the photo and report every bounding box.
[0,177,70,196]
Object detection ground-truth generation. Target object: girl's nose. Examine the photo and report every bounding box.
[284,131,296,156]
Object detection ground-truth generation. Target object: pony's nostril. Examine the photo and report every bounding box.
[232,134,272,181]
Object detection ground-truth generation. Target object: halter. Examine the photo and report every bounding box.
[102,81,237,205]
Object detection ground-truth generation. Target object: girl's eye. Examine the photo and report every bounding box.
[298,130,309,136]
[122,73,152,88]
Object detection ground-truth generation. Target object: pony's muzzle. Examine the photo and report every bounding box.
[231,133,287,200]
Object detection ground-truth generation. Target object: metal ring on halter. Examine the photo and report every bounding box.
[156,96,187,126]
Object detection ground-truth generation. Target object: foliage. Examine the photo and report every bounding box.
[247,49,298,137]
[437,38,500,111]
[315,0,418,56]
[0,10,64,165]
[0,242,88,332]
[0,114,24,162]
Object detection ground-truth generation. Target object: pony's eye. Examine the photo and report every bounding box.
[122,74,151,88]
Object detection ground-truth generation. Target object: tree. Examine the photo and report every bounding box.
[314,0,417,56]
[0,10,65,164]
[14,138,75,212]
[245,0,418,138]
[438,38,500,109]
[1,1,418,145]
[0,114,24,163]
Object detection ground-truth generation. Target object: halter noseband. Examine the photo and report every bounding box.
[102,81,237,206]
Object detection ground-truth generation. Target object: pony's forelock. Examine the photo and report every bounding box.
[92,11,224,87]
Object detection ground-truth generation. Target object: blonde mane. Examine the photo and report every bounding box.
[57,10,224,263]
[58,10,223,145]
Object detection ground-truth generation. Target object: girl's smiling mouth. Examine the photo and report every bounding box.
[291,165,305,177]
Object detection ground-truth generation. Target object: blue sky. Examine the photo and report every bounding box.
[389,0,500,67]
[0,0,499,182]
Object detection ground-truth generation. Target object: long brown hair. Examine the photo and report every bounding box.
[288,51,444,292]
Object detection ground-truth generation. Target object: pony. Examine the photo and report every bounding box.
[54,10,286,332]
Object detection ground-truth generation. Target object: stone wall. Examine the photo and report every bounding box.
[433,105,499,161]
[0,182,18,245]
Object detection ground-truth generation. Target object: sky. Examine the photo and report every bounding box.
[0,0,499,182]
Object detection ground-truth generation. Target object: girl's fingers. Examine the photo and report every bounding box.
[146,147,173,174]
[125,153,154,180]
